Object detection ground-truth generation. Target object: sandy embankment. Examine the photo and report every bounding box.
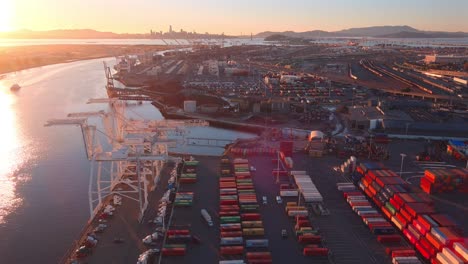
[0,44,171,74]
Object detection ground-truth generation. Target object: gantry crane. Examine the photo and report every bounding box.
[45,97,209,221]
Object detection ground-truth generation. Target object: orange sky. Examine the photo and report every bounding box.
[3,0,468,35]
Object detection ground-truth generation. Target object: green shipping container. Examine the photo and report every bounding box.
[385,202,396,215]
[220,216,241,224]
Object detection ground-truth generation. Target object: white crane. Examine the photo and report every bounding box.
[44,96,210,221]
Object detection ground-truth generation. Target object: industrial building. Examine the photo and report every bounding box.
[345,106,413,131]
[424,54,468,64]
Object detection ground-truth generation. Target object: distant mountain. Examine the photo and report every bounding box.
[256,25,468,39]
[335,25,419,37]
[0,29,229,39]
[377,31,468,38]
[0,29,122,39]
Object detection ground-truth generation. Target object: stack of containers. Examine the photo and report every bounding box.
[295,210,328,256]
[357,166,467,263]
[174,192,193,207]
[420,168,468,194]
[219,158,244,260]
[162,229,189,256]
[180,159,199,184]
[233,159,271,264]
[339,183,396,236]
[291,172,323,203]
[279,184,299,197]
[338,183,421,263]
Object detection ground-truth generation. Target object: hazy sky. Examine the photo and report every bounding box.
[2,0,468,34]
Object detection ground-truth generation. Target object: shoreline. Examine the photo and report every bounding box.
[0,44,171,75]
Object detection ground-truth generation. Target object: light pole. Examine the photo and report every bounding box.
[352,87,356,107]
[399,153,407,176]
[276,151,280,184]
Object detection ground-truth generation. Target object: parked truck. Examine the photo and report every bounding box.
[201,209,213,227]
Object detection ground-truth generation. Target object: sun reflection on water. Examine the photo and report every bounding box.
[0,87,28,224]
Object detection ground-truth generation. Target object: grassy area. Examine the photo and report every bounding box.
[0,44,170,74]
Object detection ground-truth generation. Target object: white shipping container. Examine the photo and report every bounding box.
[436,252,452,264]
[280,190,299,197]
[442,248,464,264]
[392,256,422,264]
[453,242,468,262]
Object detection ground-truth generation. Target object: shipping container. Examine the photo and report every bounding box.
[220,246,244,255]
[161,247,186,256]
[245,239,269,248]
[220,237,243,246]
[246,252,272,260]
[303,247,329,256]
[242,228,265,236]
[221,231,243,238]
[377,235,401,243]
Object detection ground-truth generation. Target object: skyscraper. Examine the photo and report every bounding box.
[169,25,172,33]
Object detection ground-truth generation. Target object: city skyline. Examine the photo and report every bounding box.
[1,0,468,35]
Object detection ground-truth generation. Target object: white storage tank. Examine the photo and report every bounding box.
[184,100,197,113]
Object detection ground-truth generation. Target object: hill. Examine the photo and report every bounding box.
[257,25,468,39]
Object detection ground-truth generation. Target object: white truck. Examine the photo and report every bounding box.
[201,209,213,227]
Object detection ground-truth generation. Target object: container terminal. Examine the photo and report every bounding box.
[48,43,468,264]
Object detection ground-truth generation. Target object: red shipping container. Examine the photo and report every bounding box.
[415,242,432,259]
[221,231,243,237]
[364,188,374,198]
[162,248,186,256]
[412,219,429,236]
[220,211,240,217]
[419,236,437,257]
[220,246,244,255]
[373,198,383,208]
[377,235,401,243]
[343,192,362,198]
[241,213,261,221]
[393,193,406,207]
[425,232,444,252]
[407,224,422,240]
[389,197,402,210]
[368,185,377,196]
[246,252,272,260]
[219,177,236,182]
[298,235,321,244]
[220,200,238,205]
[166,230,190,235]
[220,205,240,211]
[368,222,393,230]
[418,215,439,231]
[400,207,413,223]
[296,215,308,222]
[395,213,408,227]
[247,259,272,264]
[392,249,416,258]
[296,220,311,228]
[403,228,418,245]
[385,247,412,255]
[303,247,328,256]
